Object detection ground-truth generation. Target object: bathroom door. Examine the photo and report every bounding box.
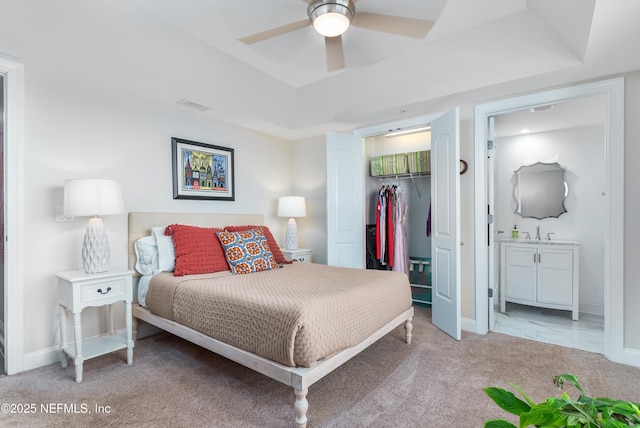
[487,116,498,330]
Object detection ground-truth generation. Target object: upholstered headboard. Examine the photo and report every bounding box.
[127,212,264,272]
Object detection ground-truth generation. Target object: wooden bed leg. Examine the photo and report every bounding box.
[294,387,308,428]
[132,317,138,342]
[404,317,413,345]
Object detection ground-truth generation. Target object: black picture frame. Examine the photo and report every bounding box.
[171,137,235,201]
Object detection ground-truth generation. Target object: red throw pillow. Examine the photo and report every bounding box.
[224,225,291,264]
[166,224,229,276]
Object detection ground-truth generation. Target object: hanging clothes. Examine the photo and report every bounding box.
[375,184,408,274]
[392,188,409,275]
[386,186,395,267]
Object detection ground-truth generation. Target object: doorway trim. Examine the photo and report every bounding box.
[473,77,624,363]
[0,56,25,375]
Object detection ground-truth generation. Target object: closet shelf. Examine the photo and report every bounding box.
[373,172,430,179]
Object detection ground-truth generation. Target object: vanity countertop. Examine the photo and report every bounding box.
[500,238,579,246]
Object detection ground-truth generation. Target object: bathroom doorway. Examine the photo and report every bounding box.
[490,95,606,353]
[474,78,624,363]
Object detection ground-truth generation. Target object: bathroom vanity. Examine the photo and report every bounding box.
[500,239,580,320]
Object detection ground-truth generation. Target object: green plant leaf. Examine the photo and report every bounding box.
[604,402,640,422]
[483,419,518,428]
[520,402,572,427]
[554,374,585,396]
[558,401,599,423]
[511,381,538,407]
[484,387,532,416]
[599,419,637,428]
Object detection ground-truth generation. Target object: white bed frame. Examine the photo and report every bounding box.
[128,212,414,427]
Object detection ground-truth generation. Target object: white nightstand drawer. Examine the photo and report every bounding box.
[81,278,126,304]
[282,248,312,263]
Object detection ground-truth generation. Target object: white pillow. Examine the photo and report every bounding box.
[152,225,176,272]
[134,236,159,276]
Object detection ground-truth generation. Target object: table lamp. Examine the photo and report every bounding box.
[64,179,125,273]
[277,196,306,250]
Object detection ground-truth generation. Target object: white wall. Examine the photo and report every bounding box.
[496,125,605,315]
[20,62,293,368]
[291,137,326,264]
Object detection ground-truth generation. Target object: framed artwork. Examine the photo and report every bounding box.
[172,137,235,201]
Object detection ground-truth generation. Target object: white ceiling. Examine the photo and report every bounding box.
[1,0,639,140]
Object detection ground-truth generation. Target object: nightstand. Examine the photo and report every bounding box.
[56,268,134,382]
[282,248,312,263]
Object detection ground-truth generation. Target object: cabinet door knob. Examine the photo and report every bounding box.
[97,287,111,295]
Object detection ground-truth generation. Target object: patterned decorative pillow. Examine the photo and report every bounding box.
[167,224,229,276]
[217,229,279,275]
[224,225,292,264]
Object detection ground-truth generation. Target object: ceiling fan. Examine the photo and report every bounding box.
[239,0,435,72]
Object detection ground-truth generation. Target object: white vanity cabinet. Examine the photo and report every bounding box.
[500,241,579,320]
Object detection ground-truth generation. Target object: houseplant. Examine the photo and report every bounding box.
[483,373,640,427]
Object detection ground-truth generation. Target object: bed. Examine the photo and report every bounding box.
[127,212,414,427]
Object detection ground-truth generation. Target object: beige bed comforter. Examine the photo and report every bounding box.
[145,262,412,367]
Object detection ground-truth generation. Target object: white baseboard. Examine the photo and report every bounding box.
[623,347,640,367]
[23,344,60,372]
[461,317,476,334]
[23,328,131,372]
[579,302,605,317]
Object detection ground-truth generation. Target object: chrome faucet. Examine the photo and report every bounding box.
[535,224,541,240]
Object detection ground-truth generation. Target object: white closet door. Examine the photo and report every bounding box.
[431,108,461,340]
[326,133,365,268]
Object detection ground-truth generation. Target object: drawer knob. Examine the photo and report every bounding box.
[97,287,112,295]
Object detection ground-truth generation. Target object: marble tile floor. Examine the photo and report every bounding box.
[493,302,605,354]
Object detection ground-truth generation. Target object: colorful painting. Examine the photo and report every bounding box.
[172,138,234,200]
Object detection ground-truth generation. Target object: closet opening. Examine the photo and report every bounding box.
[363,130,432,308]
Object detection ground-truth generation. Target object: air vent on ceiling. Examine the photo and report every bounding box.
[176,99,211,112]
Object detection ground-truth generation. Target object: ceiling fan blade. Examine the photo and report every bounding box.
[325,36,345,72]
[239,19,310,44]
[351,12,434,39]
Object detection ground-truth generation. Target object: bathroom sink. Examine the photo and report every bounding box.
[500,238,579,246]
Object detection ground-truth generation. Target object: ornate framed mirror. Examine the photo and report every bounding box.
[514,162,567,219]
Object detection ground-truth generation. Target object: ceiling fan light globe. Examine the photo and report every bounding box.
[313,13,350,37]
[308,0,355,37]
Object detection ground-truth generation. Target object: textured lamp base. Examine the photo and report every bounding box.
[82,217,110,273]
[284,217,298,250]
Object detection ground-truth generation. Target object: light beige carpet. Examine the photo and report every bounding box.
[1,308,638,427]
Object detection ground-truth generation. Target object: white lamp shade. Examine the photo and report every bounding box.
[64,179,125,217]
[277,196,307,218]
[63,179,125,273]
